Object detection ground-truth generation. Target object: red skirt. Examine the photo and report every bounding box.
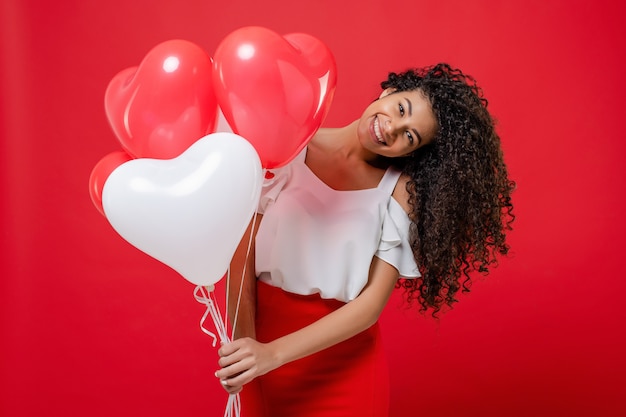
[240,281,390,417]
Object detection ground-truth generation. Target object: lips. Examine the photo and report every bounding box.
[371,116,387,145]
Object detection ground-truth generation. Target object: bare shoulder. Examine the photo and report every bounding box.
[306,128,333,159]
[391,173,412,214]
[309,128,334,147]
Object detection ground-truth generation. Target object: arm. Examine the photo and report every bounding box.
[227,214,263,340]
[215,255,400,387]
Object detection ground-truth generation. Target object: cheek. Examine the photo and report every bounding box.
[357,117,371,139]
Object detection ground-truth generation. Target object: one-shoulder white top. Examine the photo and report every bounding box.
[255,149,420,302]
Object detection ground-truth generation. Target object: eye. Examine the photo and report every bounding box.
[406,131,414,144]
[399,103,405,116]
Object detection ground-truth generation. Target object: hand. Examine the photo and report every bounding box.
[215,337,280,387]
[218,378,243,395]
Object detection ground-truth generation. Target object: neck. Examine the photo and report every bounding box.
[314,120,380,163]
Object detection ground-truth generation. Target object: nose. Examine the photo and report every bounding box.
[383,119,401,145]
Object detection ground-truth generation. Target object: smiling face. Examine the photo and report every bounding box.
[357,89,437,158]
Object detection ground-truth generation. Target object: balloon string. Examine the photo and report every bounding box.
[209,290,229,343]
[194,286,230,345]
[216,210,258,417]
[194,285,240,417]
[194,286,218,346]
[196,204,260,417]
[220,206,259,417]
[230,210,259,339]
[224,268,232,337]
[224,393,241,417]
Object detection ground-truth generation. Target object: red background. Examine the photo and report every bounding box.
[2,1,625,416]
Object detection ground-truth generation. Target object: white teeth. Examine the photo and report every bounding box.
[374,118,386,144]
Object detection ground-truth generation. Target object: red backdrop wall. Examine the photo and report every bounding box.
[2,1,625,416]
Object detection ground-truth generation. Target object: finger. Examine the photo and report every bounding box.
[218,347,254,368]
[221,382,243,395]
[218,338,248,356]
[215,360,249,380]
[218,352,244,368]
[217,342,237,357]
[222,368,257,387]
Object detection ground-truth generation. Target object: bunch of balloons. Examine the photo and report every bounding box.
[88,28,336,416]
[89,27,337,289]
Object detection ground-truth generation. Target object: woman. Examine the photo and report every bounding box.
[216,63,515,416]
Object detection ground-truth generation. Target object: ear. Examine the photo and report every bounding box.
[379,88,396,99]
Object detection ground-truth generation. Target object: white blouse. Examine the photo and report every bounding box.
[255,149,420,302]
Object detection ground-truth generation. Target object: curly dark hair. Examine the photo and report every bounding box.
[381,63,515,315]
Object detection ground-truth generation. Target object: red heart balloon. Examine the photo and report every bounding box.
[105,40,218,159]
[213,27,337,169]
[89,150,134,216]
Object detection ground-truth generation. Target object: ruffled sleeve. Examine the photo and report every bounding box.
[375,198,421,278]
[258,166,291,214]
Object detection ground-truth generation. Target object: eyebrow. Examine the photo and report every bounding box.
[405,97,423,145]
[405,98,413,116]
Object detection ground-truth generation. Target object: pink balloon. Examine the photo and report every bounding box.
[213,27,337,169]
[105,40,218,159]
[102,133,263,287]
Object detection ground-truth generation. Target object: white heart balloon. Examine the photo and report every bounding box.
[102,132,263,286]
